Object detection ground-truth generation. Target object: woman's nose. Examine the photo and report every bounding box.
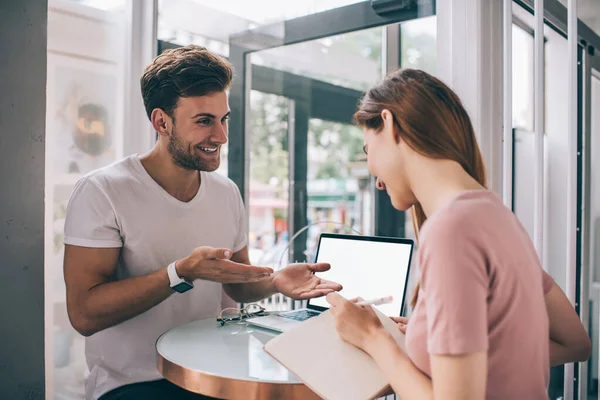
[376,178,385,190]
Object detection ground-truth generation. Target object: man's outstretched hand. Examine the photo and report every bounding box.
[272,262,342,300]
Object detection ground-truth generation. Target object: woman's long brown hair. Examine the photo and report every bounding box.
[353,69,487,308]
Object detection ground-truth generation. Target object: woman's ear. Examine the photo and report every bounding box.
[380,109,398,142]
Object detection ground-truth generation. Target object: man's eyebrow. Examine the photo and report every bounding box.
[190,111,231,119]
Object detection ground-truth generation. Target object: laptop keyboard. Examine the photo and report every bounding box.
[279,310,320,321]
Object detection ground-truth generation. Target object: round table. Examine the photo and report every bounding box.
[156,318,320,400]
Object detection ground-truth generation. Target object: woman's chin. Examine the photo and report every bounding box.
[390,196,411,211]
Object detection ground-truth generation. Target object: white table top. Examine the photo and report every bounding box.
[156,318,301,384]
[156,317,322,399]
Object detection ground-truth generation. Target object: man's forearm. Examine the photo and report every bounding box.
[224,251,278,303]
[223,275,277,303]
[72,267,173,336]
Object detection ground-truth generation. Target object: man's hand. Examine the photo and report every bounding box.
[177,246,273,283]
[272,262,342,300]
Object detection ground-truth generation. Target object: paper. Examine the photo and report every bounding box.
[264,309,405,400]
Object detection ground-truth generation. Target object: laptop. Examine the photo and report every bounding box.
[246,233,414,333]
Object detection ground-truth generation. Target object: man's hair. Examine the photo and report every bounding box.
[140,45,234,121]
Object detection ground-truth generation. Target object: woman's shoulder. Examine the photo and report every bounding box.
[420,190,507,247]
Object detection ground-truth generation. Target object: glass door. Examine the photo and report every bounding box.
[246,25,386,272]
[228,2,437,313]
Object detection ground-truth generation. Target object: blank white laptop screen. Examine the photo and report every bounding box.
[310,235,414,316]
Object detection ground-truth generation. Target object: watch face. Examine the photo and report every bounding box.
[172,281,193,293]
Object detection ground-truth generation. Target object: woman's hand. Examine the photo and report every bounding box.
[326,292,387,352]
[391,316,408,334]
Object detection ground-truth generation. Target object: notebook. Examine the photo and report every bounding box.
[263,308,406,400]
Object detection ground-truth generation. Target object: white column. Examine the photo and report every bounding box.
[124,0,158,156]
[436,0,503,196]
[502,0,513,208]
[565,0,578,397]
[534,0,545,261]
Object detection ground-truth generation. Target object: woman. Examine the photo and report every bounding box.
[326,69,591,399]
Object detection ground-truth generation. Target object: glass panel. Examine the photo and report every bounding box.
[252,26,384,91]
[305,119,372,262]
[46,1,132,398]
[400,16,437,245]
[400,16,437,74]
[247,91,290,268]
[512,24,535,132]
[511,20,536,240]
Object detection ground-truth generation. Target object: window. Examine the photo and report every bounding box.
[45,1,133,397]
[247,91,290,266]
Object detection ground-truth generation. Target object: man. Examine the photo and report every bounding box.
[63,45,342,400]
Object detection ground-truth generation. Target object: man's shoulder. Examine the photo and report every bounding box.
[82,155,140,190]
[204,172,241,196]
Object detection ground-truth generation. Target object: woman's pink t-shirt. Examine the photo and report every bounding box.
[405,190,554,399]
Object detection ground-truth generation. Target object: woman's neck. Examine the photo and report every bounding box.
[407,157,485,219]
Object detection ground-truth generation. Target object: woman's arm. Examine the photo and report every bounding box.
[365,330,433,400]
[545,283,592,365]
[392,281,593,367]
[365,330,487,400]
[327,294,488,400]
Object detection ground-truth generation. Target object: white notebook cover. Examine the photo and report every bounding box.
[263,309,405,400]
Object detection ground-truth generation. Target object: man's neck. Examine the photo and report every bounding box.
[139,148,200,203]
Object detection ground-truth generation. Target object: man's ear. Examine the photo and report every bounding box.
[151,109,171,138]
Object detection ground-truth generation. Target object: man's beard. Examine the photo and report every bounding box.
[167,127,219,172]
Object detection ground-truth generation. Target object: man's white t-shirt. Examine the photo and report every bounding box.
[63,154,247,400]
